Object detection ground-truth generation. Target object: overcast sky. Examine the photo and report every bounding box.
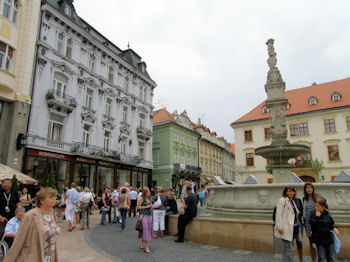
[75,0,350,143]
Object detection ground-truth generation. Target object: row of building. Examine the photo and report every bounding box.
[0,0,156,193]
[152,109,235,189]
[231,78,350,184]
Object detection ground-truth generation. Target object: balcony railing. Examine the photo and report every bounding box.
[136,126,152,140]
[71,142,148,165]
[174,163,202,173]
[46,89,77,113]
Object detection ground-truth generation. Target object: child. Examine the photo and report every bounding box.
[310,198,340,262]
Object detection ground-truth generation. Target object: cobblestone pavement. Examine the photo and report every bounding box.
[84,216,326,262]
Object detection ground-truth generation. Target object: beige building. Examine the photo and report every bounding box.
[194,120,233,184]
[0,0,41,170]
[231,78,350,184]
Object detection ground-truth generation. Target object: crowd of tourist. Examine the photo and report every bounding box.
[0,176,343,261]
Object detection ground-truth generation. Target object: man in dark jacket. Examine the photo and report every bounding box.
[175,186,197,243]
[0,178,20,238]
[293,192,303,262]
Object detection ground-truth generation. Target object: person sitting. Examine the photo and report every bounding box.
[165,192,178,234]
[3,207,25,248]
[175,186,197,243]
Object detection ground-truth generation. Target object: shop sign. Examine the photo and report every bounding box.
[98,161,114,168]
[28,149,72,160]
[76,157,96,165]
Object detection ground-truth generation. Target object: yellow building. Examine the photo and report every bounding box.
[194,120,231,184]
[231,79,350,184]
[0,0,41,169]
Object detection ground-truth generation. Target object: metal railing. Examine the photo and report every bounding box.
[46,89,77,108]
[174,163,201,173]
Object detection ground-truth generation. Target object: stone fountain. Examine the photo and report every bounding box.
[254,39,309,183]
[206,39,350,218]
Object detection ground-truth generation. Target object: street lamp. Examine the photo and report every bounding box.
[16,133,27,150]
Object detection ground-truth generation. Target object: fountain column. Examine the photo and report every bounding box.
[255,39,308,183]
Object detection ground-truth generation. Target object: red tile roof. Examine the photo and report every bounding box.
[232,78,350,125]
[152,108,175,124]
[230,143,235,155]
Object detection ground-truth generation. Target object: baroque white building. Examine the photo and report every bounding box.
[24,0,156,193]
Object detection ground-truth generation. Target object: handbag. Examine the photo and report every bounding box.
[331,230,341,254]
[135,216,143,231]
[152,195,162,209]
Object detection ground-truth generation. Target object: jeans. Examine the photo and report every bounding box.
[317,243,335,262]
[199,197,206,206]
[129,200,137,217]
[113,201,120,223]
[281,239,293,262]
[119,208,127,230]
[153,209,165,231]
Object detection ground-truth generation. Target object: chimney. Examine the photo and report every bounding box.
[198,118,201,125]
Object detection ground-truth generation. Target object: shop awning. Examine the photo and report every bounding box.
[0,163,38,185]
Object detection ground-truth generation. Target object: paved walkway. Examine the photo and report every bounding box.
[58,211,349,262]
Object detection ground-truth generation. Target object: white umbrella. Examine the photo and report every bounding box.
[0,163,38,185]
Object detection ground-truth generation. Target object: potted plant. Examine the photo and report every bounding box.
[45,92,54,100]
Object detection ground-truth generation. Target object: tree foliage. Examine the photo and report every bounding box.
[306,159,324,176]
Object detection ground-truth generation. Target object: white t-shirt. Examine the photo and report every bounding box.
[81,192,94,204]
[130,190,138,200]
[137,192,142,202]
[112,190,119,202]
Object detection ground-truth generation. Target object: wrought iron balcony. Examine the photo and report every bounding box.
[136,126,152,140]
[46,89,77,114]
[173,163,202,174]
[70,142,143,165]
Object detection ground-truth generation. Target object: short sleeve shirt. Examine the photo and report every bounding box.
[0,189,20,221]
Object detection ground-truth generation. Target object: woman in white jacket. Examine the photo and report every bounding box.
[275,186,300,262]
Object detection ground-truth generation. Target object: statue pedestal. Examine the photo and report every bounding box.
[272,168,294,183]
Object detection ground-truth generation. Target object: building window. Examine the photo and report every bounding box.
[139,142,145,160]
[0,42,14,72]
[125,77,129,92]
[264,128,270,140]
[53,72,67,99]
[85,89,93,109]
[244,130,252,142]
[64,5,71,16]
[174,151,178,163]
[192,156,196,166]
[47,113,64,142]
[66,38,72,59]
[106,98,112,117]
[180,152,185,164]
[332,93,341,102]
[309,97,317,106]
[289,123,309,137]
[346,116,350,130]
[121,137,127,153]
[82,124,91,146]
[143,87,147,102]
[262,106,269,113]
[324,119,336,133]
[296,147,312,167]
[139,86,144,100]
[174,132,177,142]
[187,153,191,165]
[57,32,64,53]
[327,145,339,161]
[89,54,96,72]
[123,106,128,123]
[108,66,114,83]
[104,131,110,151]
[139,114,145,128]
[2,0,17,22]
[245,153,254,166]
[299,123,309,136]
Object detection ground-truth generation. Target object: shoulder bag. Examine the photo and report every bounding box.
[135,215,143,231]
[152,194,162,209]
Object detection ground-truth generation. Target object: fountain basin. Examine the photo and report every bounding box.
[255,144,309,161]
[206,183,350,218]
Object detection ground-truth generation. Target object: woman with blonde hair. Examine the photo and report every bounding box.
[137,187,153,253]
[4,187,61,262]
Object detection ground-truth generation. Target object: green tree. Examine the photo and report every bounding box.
[47,173,56,189]
[11,174,19,192]
[306,159,324,178]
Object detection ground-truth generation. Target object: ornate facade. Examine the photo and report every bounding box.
[24,0,156,193]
